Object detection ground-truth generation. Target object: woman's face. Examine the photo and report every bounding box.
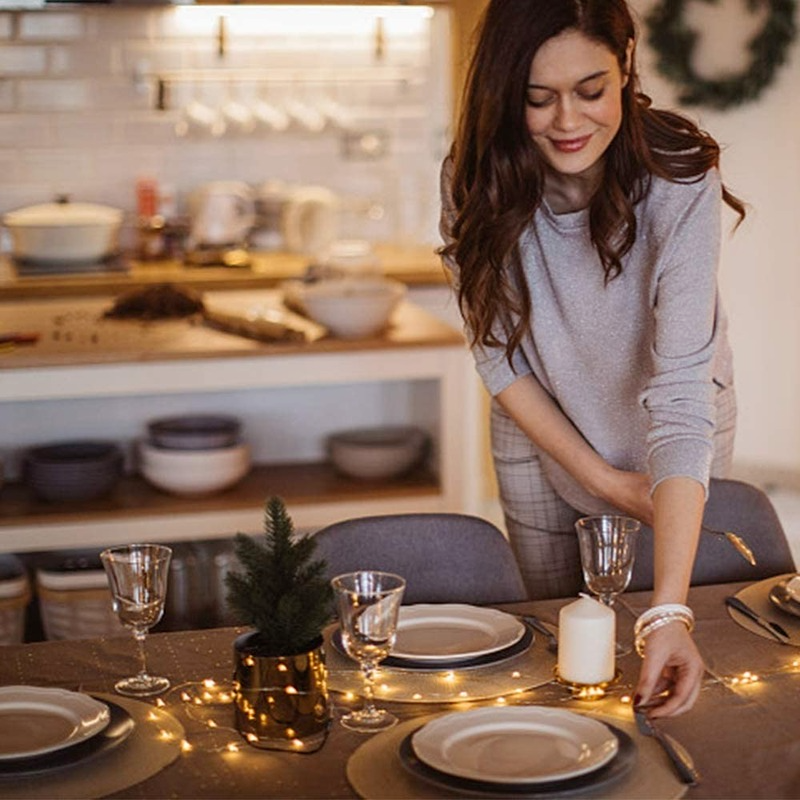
[526,28,629,180]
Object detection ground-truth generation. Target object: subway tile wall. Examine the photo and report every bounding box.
[0,4,452,248]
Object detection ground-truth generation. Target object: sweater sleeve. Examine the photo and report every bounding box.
[438,157,531,395]
[639,170,724,495]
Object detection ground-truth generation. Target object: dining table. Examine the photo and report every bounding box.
[0,577,798,800]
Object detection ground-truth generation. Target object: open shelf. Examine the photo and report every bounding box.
[0,462,442,552]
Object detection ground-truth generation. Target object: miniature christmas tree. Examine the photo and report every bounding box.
[225,496,332,656]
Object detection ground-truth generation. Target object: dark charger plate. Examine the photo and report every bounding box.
[0,699,135,780]
[332,624,534,671]
[398,722,636,798]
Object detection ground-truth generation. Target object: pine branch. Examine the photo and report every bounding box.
[225,496,333,655]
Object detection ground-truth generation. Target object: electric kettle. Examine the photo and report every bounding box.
[188,181,256,248]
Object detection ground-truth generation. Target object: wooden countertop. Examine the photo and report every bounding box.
[0,289,464,373]
[0,243,448,300]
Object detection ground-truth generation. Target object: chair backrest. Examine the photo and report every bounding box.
[311,512,528,605]
[629,478,796,591]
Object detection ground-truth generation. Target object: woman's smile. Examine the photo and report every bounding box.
[549,135,593,153]
[526,28,628,187]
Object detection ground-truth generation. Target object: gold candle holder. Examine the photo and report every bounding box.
[553,667,621,700]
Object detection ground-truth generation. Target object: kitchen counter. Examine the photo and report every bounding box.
[0,243,447,300]
[0,289,482,552]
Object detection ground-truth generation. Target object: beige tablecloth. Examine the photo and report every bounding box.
[0,582,798,799]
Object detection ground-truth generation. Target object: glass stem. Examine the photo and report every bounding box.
[360,661,378,716]
[133,629,149,680]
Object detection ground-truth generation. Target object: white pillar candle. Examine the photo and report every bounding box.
[557,594,615,685]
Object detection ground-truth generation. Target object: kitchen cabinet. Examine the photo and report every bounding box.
[0,290,483,555]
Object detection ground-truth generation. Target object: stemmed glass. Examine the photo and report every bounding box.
[331,571,406,732]
[575,515,640,652]
[100,544,172,697]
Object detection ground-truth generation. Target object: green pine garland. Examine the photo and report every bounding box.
[225,496,333,656]
[646,0,797,110]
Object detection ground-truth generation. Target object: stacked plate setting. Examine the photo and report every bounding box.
[138,415,251,496]
[403,706,633,795]
[769,574,800,618]
[0,687,134,779]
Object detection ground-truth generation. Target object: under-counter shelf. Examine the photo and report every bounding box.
[0,462,441,553]
[0,289,483,554]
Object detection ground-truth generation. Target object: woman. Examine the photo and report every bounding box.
[440,0,744,717]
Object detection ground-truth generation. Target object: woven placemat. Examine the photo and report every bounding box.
[325,624,557,704]
[347,711,687,800]
[0,692,184,800]
[730,573,800,646]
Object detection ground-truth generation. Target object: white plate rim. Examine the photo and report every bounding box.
[0,686,110,761]
[391,604,525,662]
[785,575,800,604]
[410,706,619,785]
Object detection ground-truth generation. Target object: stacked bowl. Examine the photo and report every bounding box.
[24,441,124,503]
[138,415,251,496]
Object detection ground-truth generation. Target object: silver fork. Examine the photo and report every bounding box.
[520,614,558,653]
[634,707,701,785]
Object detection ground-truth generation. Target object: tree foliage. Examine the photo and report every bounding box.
[225,496,332,655]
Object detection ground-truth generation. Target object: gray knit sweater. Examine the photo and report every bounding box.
[440,161,734,506]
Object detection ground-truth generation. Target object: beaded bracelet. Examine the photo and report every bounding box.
[634,603,695,657]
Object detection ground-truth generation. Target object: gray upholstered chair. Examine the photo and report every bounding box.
[311,512,528,605]
[629,478,796,591]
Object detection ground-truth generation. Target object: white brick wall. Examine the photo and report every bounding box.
[0,5,450,246]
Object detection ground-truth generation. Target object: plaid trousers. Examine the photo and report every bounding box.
[490,387,737,600]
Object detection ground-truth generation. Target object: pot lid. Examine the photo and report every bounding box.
[4,201,123,227]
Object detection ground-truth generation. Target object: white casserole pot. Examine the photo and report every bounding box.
[3,200,124,264]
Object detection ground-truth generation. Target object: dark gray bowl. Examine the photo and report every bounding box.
[25,441,124,503]
[147,415,241,450]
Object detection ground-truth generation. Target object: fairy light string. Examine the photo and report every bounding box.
[142,655,798,757]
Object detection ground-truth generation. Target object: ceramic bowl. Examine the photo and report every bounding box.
[24,441,123,503]
[147,414,242,450]
[138,440,251,496]
[296,277,406,339]
[327,425,429,481]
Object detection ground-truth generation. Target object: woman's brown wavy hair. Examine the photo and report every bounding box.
[441,0,745,366]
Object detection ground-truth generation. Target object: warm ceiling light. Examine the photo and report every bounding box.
[172,5,433,37]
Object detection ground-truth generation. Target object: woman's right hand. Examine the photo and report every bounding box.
[595,467,654,525]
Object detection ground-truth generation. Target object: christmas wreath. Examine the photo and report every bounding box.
[645,0,797,110]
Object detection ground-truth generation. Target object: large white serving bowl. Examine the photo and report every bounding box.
[296,277,406,339]
[138,441,251,496]
[327,425,429,481]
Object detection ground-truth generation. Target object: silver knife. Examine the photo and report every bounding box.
[725,595,792,644]
[634,707,701,785]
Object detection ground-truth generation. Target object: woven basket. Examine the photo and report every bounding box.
[36,568,125,641]
[0,573,31,645]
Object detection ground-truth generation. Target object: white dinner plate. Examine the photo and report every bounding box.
[0,686,110,761]
[391,604,525,663]
[411,707,619,785]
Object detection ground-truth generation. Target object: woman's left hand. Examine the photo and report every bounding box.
[633,622,705,718]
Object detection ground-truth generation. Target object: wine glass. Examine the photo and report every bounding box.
[575,515,640,606]
[575,515,640,655]
[331,570,406,732]
[100,544,172,697]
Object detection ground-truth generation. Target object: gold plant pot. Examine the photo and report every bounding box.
[232,632,330,753]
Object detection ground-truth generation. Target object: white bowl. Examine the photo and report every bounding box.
[327,425,429,480]
[138,441,251,496]
[296,277,406,339]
